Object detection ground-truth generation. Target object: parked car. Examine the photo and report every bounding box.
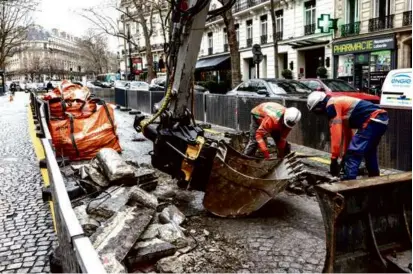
[114,80,130,89]
[127,81,150,91]
[25,82,38,93]
[226,79,311,99]
[298,78,380,103]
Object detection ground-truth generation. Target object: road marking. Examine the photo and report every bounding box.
[27,106,57,232]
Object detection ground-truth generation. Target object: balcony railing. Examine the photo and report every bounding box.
[246,38,253,47]
[368,14,394,32]
[304,23,316,35]
[208,47,213,55]
[275,31,283,41]
[224,43,229,52]
[260,35,267,44]
[340,21,361,37]
[233,0,269,13]
[403,10,412,26]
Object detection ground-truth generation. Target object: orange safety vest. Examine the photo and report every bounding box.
[251,102,291,157]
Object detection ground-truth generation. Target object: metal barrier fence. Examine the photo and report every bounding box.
[30,93,105,273]
[102,88,412,171]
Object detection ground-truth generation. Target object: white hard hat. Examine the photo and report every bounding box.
[307,91,327,111]
[284,107,301,128]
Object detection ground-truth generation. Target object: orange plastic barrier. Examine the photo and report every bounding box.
[49,103,121,161]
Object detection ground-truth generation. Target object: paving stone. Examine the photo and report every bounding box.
[23,261,35,268]
[6,263,22,270]
[35,250,48,256]
[18,267,30,273]
[30,266,44,273]
[24,256,36,262]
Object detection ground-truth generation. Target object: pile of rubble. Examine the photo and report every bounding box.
[61,148,202,273]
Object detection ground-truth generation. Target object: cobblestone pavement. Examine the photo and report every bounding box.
[0,93,55,273]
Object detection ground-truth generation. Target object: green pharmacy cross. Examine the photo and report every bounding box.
[317,14,338,33]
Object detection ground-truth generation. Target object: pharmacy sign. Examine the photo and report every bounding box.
[317,14,337,33]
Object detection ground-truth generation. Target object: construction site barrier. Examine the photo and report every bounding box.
[30,92,106,273]
[109,88,411,171]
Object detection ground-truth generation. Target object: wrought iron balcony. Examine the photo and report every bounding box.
[403,10,412,26]
[275,31,283,41]
[224,44,229,52]
[261,35,267,44]
[368,14,394,32]
[304,24,316,35]
[340,21,361,37]
[246,38,253,47]
[208,47,213,55]
[233,0,269,13]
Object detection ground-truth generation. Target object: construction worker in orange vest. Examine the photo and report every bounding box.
[307,92,388,180]
[243,102,302,159]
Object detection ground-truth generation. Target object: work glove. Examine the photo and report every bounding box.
[330,158,340,177]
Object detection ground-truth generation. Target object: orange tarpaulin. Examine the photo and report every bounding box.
[49,103,121,161]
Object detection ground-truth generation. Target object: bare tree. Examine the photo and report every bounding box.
[77,30,110,75]
[270,0,279,78]
[217,0,241,88]
[0,0,37,69]
[23,53,43,81]
[82,0,158,82]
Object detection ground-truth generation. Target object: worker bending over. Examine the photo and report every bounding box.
[243,102,301,159]
[307,92,388,180]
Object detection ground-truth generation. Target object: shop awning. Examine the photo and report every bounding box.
[196,54,231,71]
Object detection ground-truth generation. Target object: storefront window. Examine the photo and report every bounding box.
[370,50,391,72]
[337,54,354,81]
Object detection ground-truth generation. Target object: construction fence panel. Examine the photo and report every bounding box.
[127,89,139,110]
[115,88,127,107]
[205,94,237,129]
[136,90,151,114]
[151,91,165,114]
[192,93,206,122]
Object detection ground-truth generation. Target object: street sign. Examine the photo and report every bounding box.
[253,53,264,64]
[252,44,262,55]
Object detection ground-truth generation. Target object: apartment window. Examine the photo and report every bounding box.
[260,15,268,36]
[275,10,284,32]
[346,0,359,23]
[223,28,228,44]
[208,32,213,54]
[374,0,390,17]
[305,1,316,26]
[235,24,240,42]
[246,20,253,40]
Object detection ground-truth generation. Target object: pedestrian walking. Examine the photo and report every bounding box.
[243,102,301,159]
[307,92,389,180]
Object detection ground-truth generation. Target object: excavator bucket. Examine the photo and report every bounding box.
[203,142,304,217]
[315,172,412,273]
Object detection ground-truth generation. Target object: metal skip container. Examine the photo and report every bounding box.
[203,142,303,217]
[315,172,412,273]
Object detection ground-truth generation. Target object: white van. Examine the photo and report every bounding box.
[380,68,412,107]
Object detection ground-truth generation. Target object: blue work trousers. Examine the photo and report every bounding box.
[343,113,388,180]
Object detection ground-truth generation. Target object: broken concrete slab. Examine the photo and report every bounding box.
[90,205,154,265]
[87,158,109,187]
[126,238,177,266]
[99,252,127,273]
[159,205,185,226]
[73,205,100,237]
[129,186,158,209]
[138,178,158,192]
[79,179,102,194]
[156,254,192,273]
[140,224,163,240]
[158,223,186,246]
[96,148,135,183]
[87,186,130,219]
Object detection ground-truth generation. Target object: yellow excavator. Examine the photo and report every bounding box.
[134,0,411,272]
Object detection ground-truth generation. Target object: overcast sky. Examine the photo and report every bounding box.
[34,0,120,52]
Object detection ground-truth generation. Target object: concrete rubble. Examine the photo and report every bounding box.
[87,186,131,219]
[96,148,136,184]
[73,204,100,236]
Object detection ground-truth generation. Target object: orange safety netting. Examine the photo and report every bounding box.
[49,103,121,161]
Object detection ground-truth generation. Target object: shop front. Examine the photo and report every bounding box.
[333,35,396,93]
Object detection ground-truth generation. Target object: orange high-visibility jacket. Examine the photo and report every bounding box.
[251,102,291,157]
[326,96,386,159]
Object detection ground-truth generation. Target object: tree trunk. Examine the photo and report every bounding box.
[222,9,241,88]
[270,0,279,78]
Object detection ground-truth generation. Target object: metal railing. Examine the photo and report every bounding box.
[340,21,361,37]
[30,92,106,273]
[224,43,229,52]
[233,0,269,13]
[304,23,316,35]
[260,35,267,44]
[208,47,213,55]
[246,38,253,47]
[403,10,412,26]
[368,14,394,32]
[275,31,283,41]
